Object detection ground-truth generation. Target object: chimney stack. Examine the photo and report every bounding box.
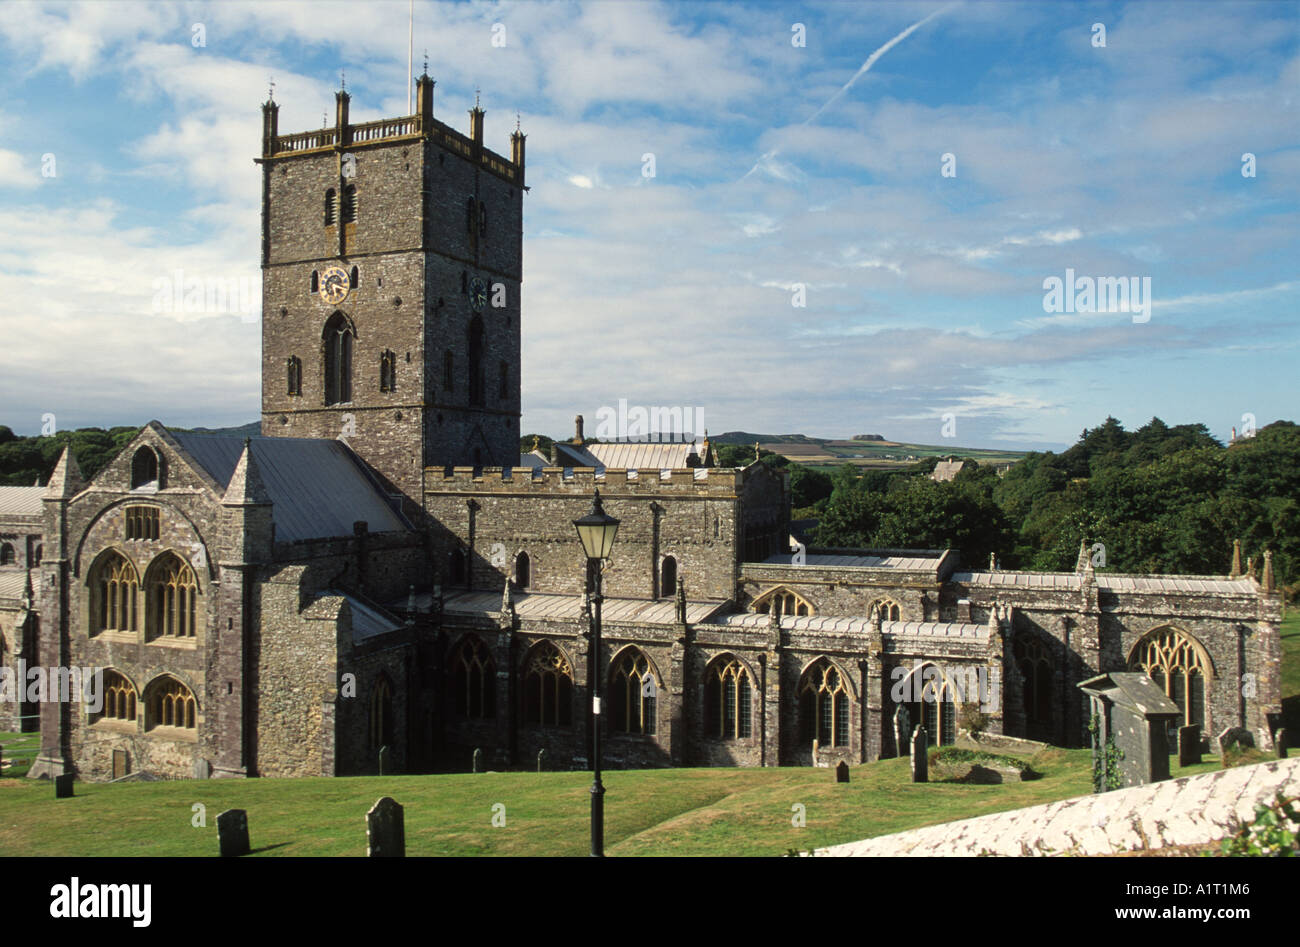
[574,415,584,444]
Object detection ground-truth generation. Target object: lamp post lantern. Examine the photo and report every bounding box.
[573,488,619,857]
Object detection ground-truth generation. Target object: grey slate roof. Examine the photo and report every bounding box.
[0,571,31,602]
[0,486,44,517]
[553,441,700,470]
[435,590,727,625]
[340,593,405,644]
[170,433,409,542]
[761,551,942,571]
[710,610,988,640]
[952,570,1256,596]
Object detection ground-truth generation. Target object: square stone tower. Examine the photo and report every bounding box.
[256,73,525,503]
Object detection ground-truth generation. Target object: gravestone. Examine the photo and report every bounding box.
[537,748,547,773]
[216,808,250,857]
[54,774,74,798]
[1218,727,1255,752]
[1277,729,1289,759]
[472,747,482,773]
[835,761,849,784]
[910,726,928,783]
[190,757,207,780]
[378,745,391,775]
[366,797,405,857]
[1078,673,1181,789]
[1178,725,1202,766]
[893,705,910,760]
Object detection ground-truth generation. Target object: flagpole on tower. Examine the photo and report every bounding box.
[407,0,414,115]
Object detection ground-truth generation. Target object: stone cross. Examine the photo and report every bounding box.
[378,745,391,775]
[537,748,547,773]
[472,747,483,773]
[54,773,74,798]
[217,808,250,857]
[910,726,929,783]
[1178,725,1202,766]
[893,705,911,759]
[366,797,405,857]
[1277,729,1289,759]
[835,761,849,783]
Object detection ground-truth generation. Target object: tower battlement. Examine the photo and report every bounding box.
[425,465,754,496]
[258,74,525,187]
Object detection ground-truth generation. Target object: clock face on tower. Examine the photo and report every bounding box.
[469,276,487,311]
[320,265,350,304]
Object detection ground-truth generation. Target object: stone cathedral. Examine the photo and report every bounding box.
[0,77,1283,782]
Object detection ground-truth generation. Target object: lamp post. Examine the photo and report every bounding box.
[573,488,619,857]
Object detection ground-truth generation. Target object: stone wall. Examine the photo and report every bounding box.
[816,757,1300,857]
[423,466,753,602]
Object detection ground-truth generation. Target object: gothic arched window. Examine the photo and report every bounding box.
[1014,634,1053,734]
[449,548,467,586]
[798,659,849,747]
[287,356,303,396]
[323,312,354,405]
[1128,626,1212,730]
[659,556,677,600]
[144,675,197,730]
[349,265,359,289]
[610,649,656,735]
[369,675,394,748]
[310,270,319,293]
[146,553,199,640]
[0,543,13,566]
[92,551,138,634]
[514,551,531,589]
[704,656,753,740]
[451,636,496,719]
[899,664,957,747]
[94,670,138,724]
[869,598,902,622]
[324,189,336,226]
[522,641,572,727]
[131,447,160,490]
[753,586,813,617]
[340,183,356,224]
[380,349,397,392]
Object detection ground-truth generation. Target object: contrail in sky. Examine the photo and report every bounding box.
[741,3,956,180]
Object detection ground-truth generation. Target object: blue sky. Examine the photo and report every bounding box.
[1,0,1296,450]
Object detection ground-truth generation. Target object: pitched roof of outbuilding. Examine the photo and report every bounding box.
[0,486,44,517]
[554,441,701,470]
[169,432,409,542]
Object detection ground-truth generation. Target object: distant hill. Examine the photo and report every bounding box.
[709,431,824,445]
[707,430,1026,469]
[173,422,261,437]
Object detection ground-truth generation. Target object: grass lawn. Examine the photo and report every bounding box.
[0,731,39,779]
[0,745,1231,857]
[0,609,1292,857]
[1280,607,1300,734]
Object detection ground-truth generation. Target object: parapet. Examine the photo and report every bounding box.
[424,465,756,496]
